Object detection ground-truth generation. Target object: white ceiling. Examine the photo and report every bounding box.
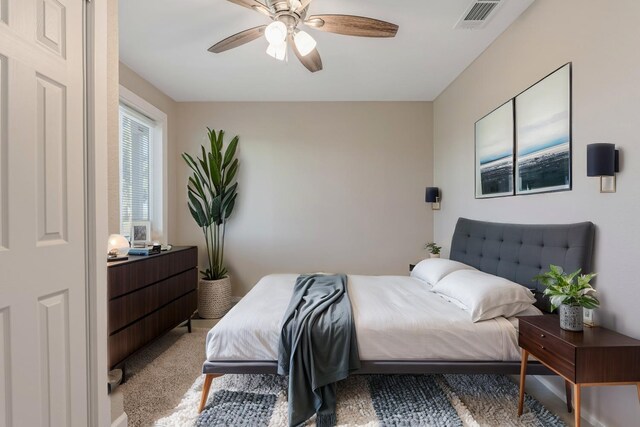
[119,0,534,101]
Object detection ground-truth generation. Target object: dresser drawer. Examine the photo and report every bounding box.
[108,268,197,334]
[108,290,196,368]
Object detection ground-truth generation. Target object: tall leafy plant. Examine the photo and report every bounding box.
[182,129,239,280]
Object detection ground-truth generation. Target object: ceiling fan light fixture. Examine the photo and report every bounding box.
[265,21,288,46]
[266,42,287,61]
[293,30,316,56]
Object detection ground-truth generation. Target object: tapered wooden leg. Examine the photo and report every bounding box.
[565,380,573,413]
[574,383,581,427]
[637,383,640,404]
[518,349,528,417]
[199,374,219,413]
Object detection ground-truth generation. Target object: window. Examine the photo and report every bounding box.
[118,85,168,243]
[119,104,153,239]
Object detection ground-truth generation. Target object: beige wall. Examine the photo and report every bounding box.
[434,1,640,425]
[109,70,434,292]
[111,63,180,240]
[174,102,434,296]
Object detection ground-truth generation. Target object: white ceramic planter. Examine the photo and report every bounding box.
[198,277,231,319]
[559,304,583,331]
[429,254,440,259]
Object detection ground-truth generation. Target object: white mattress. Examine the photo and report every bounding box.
[206,274,539,363]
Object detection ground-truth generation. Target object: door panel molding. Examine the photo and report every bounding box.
[0,0,7,25]
[38,290,71,426]
[37,0,66,58]
[36,73,68,246]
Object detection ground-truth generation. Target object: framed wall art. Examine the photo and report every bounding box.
[515,63,572,195]
[475,100,515,198]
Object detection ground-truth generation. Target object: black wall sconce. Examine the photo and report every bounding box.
[425,187,441,210]
[587,143,620,193]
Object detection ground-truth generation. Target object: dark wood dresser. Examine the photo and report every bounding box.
[107,246,198,370]
[518,315,640,426]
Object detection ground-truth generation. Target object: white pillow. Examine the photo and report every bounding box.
[432,269,536,322]
[410,258,476,286]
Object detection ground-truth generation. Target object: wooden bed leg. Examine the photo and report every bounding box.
[565,380,573,413]
[636,383,640,404]
[518,349,528,417]
[199,374,220,413]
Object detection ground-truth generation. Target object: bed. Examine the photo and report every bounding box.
[198,217,595,411]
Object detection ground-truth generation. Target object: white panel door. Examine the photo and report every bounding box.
[0,0,88,426]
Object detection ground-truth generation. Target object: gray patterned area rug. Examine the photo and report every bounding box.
[155,373,566,427]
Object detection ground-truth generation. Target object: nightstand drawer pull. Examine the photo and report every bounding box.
[540,334,545,338]
[539,345,545,350]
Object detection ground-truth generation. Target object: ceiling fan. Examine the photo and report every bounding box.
[208,0,399,72]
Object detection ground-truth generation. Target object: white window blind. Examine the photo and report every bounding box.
[119,104,154,239]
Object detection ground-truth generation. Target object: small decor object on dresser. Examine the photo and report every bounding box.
[424,242,441,258]
[534,265,599,331]
[130,220,151,246]
[183,128,239,319]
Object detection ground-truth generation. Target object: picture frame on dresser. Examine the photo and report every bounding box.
[130,220,151,245]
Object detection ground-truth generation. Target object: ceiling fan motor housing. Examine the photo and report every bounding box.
[269,1,294,13]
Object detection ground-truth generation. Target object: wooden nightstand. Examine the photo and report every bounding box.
[517,315,640,426]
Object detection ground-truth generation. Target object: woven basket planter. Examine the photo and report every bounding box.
[198,277,231,319]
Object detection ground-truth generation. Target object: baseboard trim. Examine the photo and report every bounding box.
[534,376,605,427]
[111,412,128,427]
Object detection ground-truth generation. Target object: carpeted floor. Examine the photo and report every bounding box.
[157,373,567,427]
[119,327,209,427]
[122,326,576,427]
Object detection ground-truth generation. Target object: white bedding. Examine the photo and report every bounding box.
[205,274,540,363]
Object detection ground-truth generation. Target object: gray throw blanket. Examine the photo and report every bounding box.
[278,274,360,427]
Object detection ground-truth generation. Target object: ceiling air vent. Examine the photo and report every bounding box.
[454,0,503,29]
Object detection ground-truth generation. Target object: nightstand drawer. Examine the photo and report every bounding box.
[519,321,575,363]
[519,333,576,380]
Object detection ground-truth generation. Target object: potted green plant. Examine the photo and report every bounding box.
[182,128,239,319]
[534,265,599,331]
[424,242,442,258]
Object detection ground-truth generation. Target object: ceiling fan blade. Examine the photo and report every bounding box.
[208,25,267,54]
[290,35,322,72]
[227,0,272,16]
[305,14,398,38]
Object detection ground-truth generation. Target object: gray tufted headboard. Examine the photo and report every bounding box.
[449,217,595,312]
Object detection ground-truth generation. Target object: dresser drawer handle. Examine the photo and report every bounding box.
[540,334,546,338]
[539,345,545,350]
